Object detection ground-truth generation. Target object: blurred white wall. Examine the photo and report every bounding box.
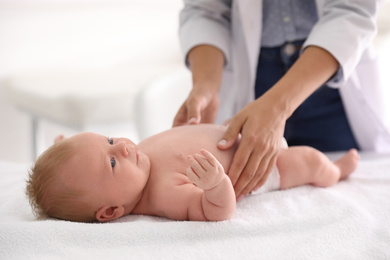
[0,0,389,163]
[0,0,183,162]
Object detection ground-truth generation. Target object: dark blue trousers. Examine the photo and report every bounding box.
[255,40,359,152]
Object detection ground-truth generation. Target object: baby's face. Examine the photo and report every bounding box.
[60,133,151,212]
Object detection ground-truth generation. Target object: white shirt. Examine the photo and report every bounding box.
[179,0,390,152]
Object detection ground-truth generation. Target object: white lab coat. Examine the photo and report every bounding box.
[180,0,390,152]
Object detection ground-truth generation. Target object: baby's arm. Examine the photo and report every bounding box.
[186,149,236,221]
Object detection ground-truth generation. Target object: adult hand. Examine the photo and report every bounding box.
[217,46,339,200]
[173,84,220,126]
[218,96,286,200]
[173,45,224,127]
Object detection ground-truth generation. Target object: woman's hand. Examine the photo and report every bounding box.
[218,46,339,200]
[173,45,224,127]
[54,135,65,143]
[173,84,220,126]
[218,96,286,200]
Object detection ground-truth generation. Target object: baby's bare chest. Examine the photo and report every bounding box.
[139,124,237,172]
[136,125,239,220]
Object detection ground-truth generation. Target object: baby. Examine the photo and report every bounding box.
[26,124,359,222]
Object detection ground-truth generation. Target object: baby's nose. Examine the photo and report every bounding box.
[119,142,135,157]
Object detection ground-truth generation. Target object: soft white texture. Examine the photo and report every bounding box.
[1,153,389,260]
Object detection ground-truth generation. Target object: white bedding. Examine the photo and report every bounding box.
[1,153,390,259]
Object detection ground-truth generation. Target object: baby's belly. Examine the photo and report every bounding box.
[139,124,238,172]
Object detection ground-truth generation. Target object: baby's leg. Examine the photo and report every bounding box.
[276,147,359,190]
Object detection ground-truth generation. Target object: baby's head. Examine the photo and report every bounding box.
[26,132,151,222]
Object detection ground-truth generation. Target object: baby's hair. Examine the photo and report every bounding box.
[26,138,96,222]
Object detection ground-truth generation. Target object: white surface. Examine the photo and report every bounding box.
[1,153,390,259]
[0,0,183,162]
[4,67,154,125]
[0,0,182,76]
[1,0,184,125]
[135,67,192,139]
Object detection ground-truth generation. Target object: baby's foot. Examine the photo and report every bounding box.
[334,149,360,180]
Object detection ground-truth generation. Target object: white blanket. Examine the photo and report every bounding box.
[1,153,390,259]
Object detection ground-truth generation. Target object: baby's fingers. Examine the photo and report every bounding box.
[188,155,207,175]
[193,153,214,173]
[199,149,218,167]
[186,166,200,185]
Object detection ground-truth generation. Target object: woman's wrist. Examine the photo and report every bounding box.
[263,45,339,120]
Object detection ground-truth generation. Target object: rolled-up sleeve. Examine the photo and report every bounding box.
[303,0,378,87]
[179,0,232,67]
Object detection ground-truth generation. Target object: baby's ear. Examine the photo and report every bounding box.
[96,206,125,222]
[54,135,65,143]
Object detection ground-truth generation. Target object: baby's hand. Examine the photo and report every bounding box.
[186,149,226,191]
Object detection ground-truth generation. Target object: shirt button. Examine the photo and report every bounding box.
[284,43,296,56]
[283,16,291,23]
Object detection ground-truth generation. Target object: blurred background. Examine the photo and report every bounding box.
[0,0,389,163]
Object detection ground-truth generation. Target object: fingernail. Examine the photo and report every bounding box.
[218,139,227,147]
[237,194,245,202]
[188,117,197,124]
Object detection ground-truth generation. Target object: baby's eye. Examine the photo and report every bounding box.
[108,138,114,145]
[110,158,116,168]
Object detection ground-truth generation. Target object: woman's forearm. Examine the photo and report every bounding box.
[262,45,339,120]
[188,44,225,91]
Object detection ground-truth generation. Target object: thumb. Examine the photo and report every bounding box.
[218,119,242,150]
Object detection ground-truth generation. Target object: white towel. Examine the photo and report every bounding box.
[1,154,390,260]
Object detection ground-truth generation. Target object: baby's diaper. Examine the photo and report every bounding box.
[250,167,280,195]
[249,137,286,195]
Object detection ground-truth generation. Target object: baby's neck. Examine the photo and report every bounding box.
[124,172,154,217]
